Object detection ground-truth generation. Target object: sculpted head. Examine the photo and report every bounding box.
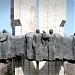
[49,29,53,34]
[36,29,40,33]
[2,29,7,33]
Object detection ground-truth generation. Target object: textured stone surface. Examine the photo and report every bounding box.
[33,32,42,61]
[14,35,25,57]
[11,36,16,58]
[25,32,35,60]
[42,32,48,60]
[0,31,11,59]
[0,63,8,75]
[73,35,75,59]
[0,31,2,59]
[63,37,73,60]
[0,31,75,62]
[47,33,56,61]
[54,34,63,60]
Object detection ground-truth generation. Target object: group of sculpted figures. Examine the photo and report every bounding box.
[0,29,75,63]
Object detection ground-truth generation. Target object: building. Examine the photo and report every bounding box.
[11,0,36,36]
[11,0,67,36]
[10,0,74,75]
[38,0,66,35]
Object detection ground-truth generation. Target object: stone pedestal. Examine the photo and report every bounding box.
[15,59,24,75]
[13,59,64,75]
[59,64,64,75]
[13,59,36,75]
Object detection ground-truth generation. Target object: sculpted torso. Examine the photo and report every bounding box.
[34,33,42,47]
[25,32,35,60]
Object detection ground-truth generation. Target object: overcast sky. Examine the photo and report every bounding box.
[0,0,74,36]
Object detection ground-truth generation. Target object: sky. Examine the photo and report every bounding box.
[0,0,74,36]
[0,0,12,33]
[64,0,75,36]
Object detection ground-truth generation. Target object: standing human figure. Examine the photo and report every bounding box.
[33,29,42,61]
[25,32,35,60]
[0,29,11,59]
[47,29,56,60]
[0,29,8,59]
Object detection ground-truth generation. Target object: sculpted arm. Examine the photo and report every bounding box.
[33,35,36,47]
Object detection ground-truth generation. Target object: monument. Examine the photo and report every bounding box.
[0,29,75,75]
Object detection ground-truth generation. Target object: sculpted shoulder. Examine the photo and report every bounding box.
[25,32,36,38]
[0,29,8,42]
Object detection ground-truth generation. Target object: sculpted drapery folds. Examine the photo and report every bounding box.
[25,32,35,60]
[0,29,11,59]
[33,29,43,61]
[41,31,48,61]
[0,29,75,62]
[47,29,56,61]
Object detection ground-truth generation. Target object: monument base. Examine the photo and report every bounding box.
[13,59,64,75]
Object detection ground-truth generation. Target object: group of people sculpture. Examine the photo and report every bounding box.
[0,29,75,63]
